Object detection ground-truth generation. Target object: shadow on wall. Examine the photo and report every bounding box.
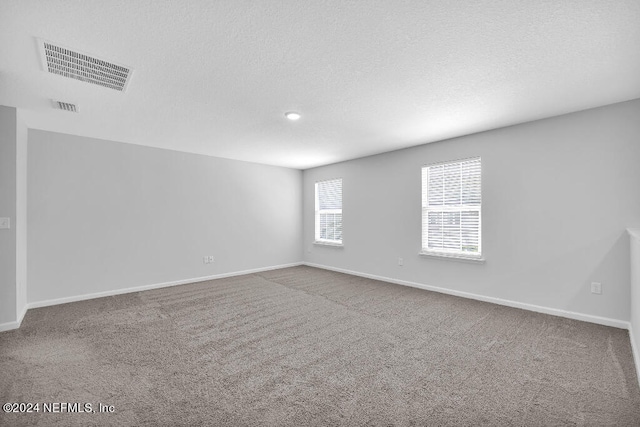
[566,231,630,319]
[495,231,631,320]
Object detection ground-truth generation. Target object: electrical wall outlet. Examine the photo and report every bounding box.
[398,257,403,266]
[591,282,602,295]
[208,256,214,263]
[203,256,215,264]
[0,217,9,229]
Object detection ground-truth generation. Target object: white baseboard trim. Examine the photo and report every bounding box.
[0,318,21,333]
[23,262,302,312]
[629,325,640,387]
[17,302,27,326]
[0,303,28,333]
[303,262,630,330]
[2,260,631,336]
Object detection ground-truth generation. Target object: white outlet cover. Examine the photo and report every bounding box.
[0,217,10,229]
[591,282,602,294]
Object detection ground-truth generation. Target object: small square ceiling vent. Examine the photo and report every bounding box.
[38,39,133,92]
[52,100,79,113]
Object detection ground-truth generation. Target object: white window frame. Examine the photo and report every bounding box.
[420,157,483,262]
[314,178,343,246]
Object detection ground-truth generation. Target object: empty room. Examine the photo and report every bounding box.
[2,1,640,425]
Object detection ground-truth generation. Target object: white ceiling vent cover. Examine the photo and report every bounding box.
[52,100,79,112]
[38,39,133,92]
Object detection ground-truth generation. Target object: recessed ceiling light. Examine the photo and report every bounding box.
[285,112,301,121]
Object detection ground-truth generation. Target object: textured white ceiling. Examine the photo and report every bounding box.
[1,1,639,169]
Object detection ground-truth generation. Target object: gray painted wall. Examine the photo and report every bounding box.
[630,230,640,369]
[16,113,27,320]
[0,105,25,327]
[28,130,302,304]
[303,99,640,322]
[0,106,17,323]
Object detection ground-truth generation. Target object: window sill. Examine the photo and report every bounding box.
[314,241,344,248]
[419,251,485,264]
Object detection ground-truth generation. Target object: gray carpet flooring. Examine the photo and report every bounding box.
[1,266,640,426]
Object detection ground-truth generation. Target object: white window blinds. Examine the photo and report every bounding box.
[315,178,343,244]
[422,158,481,257]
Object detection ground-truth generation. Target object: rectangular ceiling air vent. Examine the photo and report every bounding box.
[39,39,133,92]
[52,100,79,113]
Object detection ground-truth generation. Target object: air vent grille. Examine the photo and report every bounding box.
[40,40,133,92]
[53,101,79,113]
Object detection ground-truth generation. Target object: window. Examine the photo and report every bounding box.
[315,178,343,245]
[421,158,481,259]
